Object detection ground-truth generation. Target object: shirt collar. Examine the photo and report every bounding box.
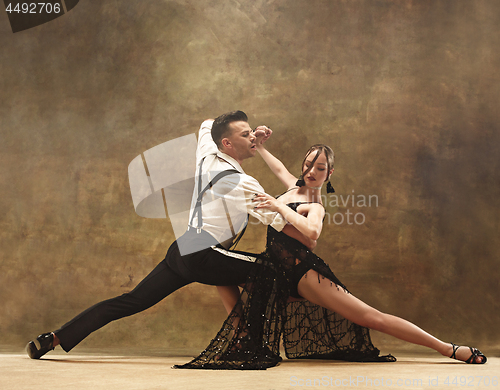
[217,151,245,174]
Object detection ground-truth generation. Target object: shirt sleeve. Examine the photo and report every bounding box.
[196,119,217,165]
[240,175,287,232]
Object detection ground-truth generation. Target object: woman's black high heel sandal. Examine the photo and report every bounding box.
[450,343,487,364]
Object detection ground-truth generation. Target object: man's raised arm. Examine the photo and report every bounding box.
[196,119,217,165]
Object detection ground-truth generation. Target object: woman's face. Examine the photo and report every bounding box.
[302,150,331,186]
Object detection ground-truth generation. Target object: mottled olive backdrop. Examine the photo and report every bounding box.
[1,0,499,355]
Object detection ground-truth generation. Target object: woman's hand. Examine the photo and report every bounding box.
[253,125,272,146]
[254,193,281,213]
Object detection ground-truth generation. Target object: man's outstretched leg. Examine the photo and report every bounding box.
[27,244,190,359]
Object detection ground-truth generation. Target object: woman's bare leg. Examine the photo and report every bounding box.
[217,286,241,315]
[216,285,245,336]
[298,270,484,363]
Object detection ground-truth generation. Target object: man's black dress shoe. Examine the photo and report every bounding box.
[26,332,55,359]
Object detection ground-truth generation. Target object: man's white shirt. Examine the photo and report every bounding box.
[187,120,286,248]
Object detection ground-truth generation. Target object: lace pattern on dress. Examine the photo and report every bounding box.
[175,203,395,369]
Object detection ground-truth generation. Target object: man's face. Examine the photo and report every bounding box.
[223,121,257,163]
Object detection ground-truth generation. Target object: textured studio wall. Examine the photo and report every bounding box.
[1,0,499,354]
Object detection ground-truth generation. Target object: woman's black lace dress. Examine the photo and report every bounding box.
[175,203,395,370]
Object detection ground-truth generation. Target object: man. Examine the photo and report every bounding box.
[27,110,314,359]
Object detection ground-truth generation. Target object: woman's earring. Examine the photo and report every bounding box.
[295,175,305,187]
[326,181,335,193]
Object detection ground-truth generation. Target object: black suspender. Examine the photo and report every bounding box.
[188,157,239,234]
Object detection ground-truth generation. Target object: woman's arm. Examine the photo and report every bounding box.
[282,224,317,250]
[254,127,297,189]
[255,194,325,240]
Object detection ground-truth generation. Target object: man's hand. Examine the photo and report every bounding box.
[254,193,281,213]
[253,125,272,146]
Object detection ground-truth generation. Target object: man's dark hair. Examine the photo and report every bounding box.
[211,110,248,149]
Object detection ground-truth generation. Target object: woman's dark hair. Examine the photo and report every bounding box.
[301,144,335,182]
[211,110,248,149]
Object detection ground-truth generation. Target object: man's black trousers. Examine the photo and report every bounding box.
[55,232,258,352]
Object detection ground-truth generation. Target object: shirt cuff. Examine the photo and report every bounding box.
[270,213,287,232]
[201,119,214,128]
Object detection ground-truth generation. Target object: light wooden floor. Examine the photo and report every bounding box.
[1,348,498,390]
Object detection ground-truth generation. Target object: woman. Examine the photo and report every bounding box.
[177,132,486,369]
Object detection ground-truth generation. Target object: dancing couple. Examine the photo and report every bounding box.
[27,111,486,368]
